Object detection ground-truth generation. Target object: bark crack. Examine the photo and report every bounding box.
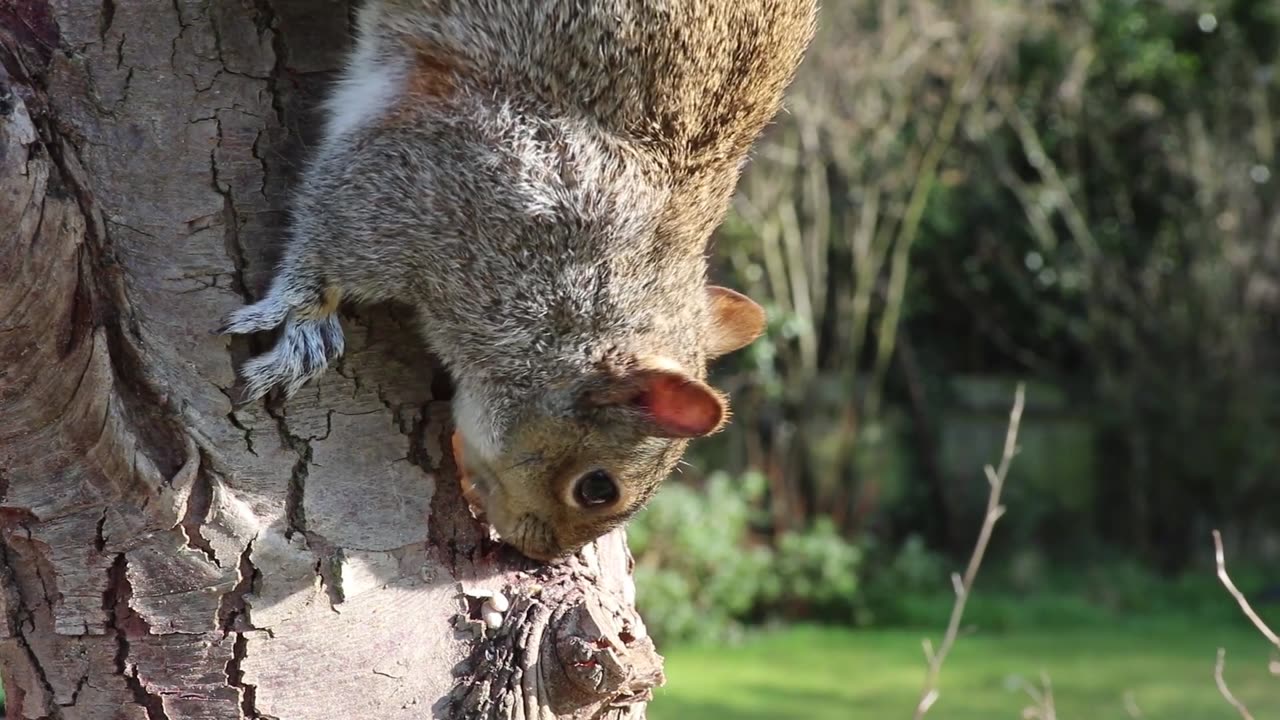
[98,0,115,43]
[220,540,262,718]
[168,0,191,74]
[0,539,64,719]
[281,431,309,540]
[253,0,287,134]
[211,114,253,305]
[207,4,271,81]
[225,632,261,719]
[24,528,57,614]
[94,506,108,552]
[177,460,219,567]
[104,554,168,720]
[58,672,90,708]
[217,539,258,635]
[314,546,344,610]
[228,408,258,455]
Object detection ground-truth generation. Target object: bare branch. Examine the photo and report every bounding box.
[1213,529,1280,649]
[1009,672,1057,720]
[863,31,1000,422]
[1210,529,1278,720]
[1214,648,1256,720]
[913,383,1026,719]
[1122,690,1145,719]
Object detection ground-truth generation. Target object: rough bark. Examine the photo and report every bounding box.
[0,2,663,718]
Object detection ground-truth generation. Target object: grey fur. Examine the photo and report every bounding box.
[221,0,816,559]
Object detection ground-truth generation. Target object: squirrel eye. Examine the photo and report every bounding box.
[573,470,619,508]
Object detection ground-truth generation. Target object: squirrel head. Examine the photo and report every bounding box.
[452,286,765,561]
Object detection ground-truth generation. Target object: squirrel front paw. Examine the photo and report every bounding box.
[220,292,345,404]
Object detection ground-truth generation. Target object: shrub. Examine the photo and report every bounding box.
[629,471,774,644]
[630,472,867,644]
[766,518,863,622]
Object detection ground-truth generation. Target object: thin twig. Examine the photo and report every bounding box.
[1039,672,1058,720]
[1122,690,1145,719]
[864,31,999,422]
[1210,529,1278,720]
[1008,672,1056,720]
[913,383,1026,719]
[1214,648,1256,720]
[1213,530,1280,649]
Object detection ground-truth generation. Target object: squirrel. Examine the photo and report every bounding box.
[219,0,817,561]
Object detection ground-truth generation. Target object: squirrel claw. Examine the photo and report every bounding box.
[218,296,292,336]
[219,290,345,404]
[233,312,345,404]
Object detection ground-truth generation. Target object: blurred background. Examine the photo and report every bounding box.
[639,1,1280,717]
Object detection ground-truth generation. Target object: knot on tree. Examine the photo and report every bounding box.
[443,564,664,720]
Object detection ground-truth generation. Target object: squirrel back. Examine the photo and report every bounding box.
[333,0,816,241]
[221,0,817,560]
[357,1,813,156]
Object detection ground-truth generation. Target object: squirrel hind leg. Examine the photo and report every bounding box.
[219,285,341,336]
[234,313,345,404]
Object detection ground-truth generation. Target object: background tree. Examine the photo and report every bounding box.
[694,0,1280,571]
[0,2,661,717]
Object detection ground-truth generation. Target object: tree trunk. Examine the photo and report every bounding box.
[0,2,662,718]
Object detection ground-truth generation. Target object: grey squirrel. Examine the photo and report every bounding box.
[220,0,817,561]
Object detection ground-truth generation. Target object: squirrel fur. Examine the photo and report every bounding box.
[220,0,817,560]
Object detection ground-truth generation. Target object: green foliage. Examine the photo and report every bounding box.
[701,0,1280,571]
[895,0,1280,564]
[650,622,1277,720]
[682,0,1280,647]
[858,534,951,627]
[880,535,950,594]
[629,472,865,644]
[1088,0,1204,90]
[629,473,1278,643]
[629,471,774,645]
[768,518,862,620]
[859,544,1280,632]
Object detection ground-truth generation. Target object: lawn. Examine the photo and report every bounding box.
[648,621,1277,719]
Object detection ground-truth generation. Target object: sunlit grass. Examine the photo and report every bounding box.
[649,620,1277,719]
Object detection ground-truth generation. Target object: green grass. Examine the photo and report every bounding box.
[649,620,1278,719]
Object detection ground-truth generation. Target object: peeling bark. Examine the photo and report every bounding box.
[0,2,663,718]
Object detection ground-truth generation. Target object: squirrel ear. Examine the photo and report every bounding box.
[633,369,727,438]
[588,358,728,438]
[706,286,766,358]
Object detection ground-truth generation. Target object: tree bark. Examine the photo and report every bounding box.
[0,2,662,718]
